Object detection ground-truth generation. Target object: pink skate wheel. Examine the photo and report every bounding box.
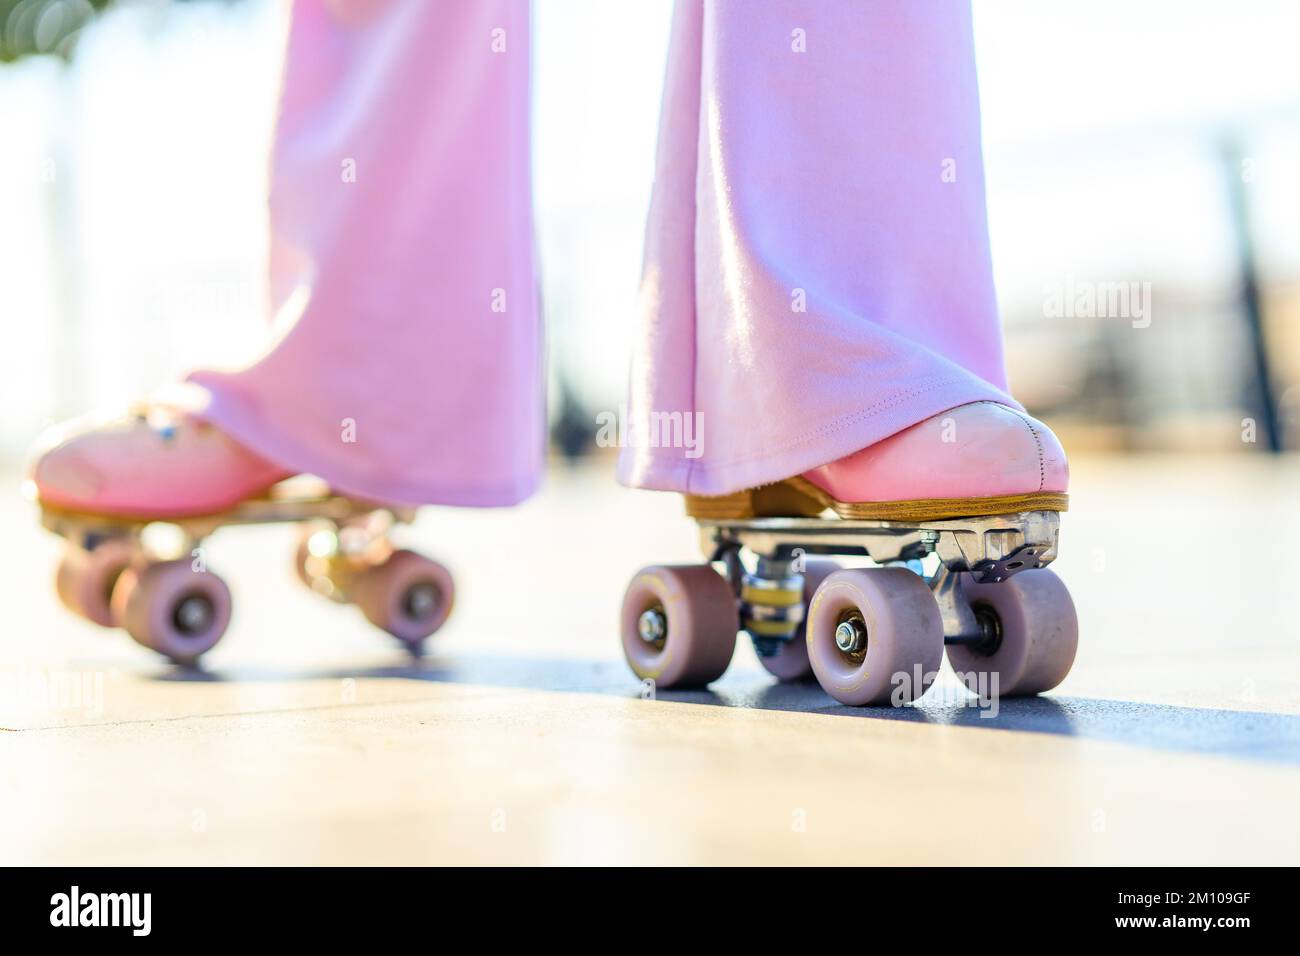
[948,568,1078,698]
[621,564,738,689]
[112,559,232,665]
[757,559,841,682]
[352,549,454,650]
[806,567,943,706]
[55,539,133,627]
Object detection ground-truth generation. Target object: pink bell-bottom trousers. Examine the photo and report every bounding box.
[188,0,1016,507]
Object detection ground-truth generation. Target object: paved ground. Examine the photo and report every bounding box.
[2,455,1297,864]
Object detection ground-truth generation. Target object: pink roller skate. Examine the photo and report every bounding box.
[29,398,454,665]
[621,402,1079,706]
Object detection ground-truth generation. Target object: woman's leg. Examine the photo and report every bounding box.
[189,0,542,508]
[34,0,541,515]
[619,0,1061,506]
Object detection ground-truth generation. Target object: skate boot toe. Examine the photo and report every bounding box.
[30,445,105,505]
[27,403,291,519]
[795,401,1069,519]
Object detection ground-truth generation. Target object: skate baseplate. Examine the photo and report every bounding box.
[697,509,1060,585]
[39,477,415,546]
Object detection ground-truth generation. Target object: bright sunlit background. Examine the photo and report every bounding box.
[2,0,1299,460]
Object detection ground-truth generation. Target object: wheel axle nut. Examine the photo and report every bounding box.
[638,607,667,644]
[834,618,866,654]
[403,582,438,620]
[173,595,214,635]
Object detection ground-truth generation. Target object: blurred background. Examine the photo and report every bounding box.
[1,0,1298,463]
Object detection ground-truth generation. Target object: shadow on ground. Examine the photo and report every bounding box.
[153,653,1300,766]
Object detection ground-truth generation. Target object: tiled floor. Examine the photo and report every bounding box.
[2,455,1298,864]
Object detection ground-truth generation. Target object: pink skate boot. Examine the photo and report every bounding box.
[797,401,1069,520]
[29,396,455,666]
[621,402,1077,707]
[29,400,291,520]
[681,403,1068,523]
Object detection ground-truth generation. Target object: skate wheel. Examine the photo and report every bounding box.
[112,559,232,665]
[947,568,1078,697]
[806,567,943,706]
[352,549,454,650]
[55,539,133,628]
[756,559,840,682]
[620,564,737,689]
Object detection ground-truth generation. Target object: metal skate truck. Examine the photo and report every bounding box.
[621,478,1077,706]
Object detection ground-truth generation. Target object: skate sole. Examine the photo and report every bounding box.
[685,476,1068,522]
[35,478,413,540]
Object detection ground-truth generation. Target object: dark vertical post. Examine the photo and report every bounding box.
[1222,137,1281,452]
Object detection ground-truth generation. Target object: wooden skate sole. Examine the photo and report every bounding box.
[35,478,411,540]
[685,476,1068,522]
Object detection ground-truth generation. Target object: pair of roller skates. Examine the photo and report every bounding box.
[42,485,1075,708]
[620,479,1078,706]
[42,478,454,665]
